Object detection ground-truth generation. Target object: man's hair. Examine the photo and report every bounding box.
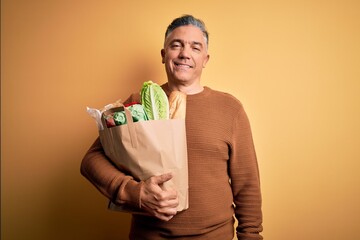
[165,15,209,47]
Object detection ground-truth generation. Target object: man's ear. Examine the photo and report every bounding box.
[203,54,210,68]
[161,49,165,64]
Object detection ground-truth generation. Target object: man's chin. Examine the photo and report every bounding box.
[175,72,195,81]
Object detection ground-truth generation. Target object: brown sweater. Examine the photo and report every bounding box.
[81,85,263,240]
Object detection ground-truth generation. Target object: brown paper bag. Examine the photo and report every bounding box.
[99,106,188,212]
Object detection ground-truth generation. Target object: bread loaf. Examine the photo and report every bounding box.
[169,91,187,119]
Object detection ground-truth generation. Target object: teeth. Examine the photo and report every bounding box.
[175,63,191,68]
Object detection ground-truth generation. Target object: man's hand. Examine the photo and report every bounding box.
[140,172,179,221]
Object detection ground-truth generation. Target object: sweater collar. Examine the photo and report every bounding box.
[161,83,211,100]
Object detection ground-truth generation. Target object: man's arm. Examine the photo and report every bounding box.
[229,105,263,240]
[80,137,142,207]
[81,132,179,221]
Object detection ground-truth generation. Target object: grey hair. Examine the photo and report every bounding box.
[165,14,209,47]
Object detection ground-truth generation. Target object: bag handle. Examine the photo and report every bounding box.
[101,105,138,148]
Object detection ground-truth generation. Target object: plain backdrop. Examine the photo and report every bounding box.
[1,0,360,239]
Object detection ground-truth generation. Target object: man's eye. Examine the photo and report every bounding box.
[171,44,181,48]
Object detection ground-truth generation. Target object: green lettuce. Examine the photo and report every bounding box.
[140,81,169,120]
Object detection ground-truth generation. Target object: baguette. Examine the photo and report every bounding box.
[169,91,187,119]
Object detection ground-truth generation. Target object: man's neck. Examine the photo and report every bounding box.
[167,81,204,95]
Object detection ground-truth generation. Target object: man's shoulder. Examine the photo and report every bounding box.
[205,87,243,107]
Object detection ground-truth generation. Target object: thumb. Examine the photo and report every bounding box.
[152,172,173,185]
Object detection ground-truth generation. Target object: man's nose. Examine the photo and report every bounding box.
[179,46,191,59]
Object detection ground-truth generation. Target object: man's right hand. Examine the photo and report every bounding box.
[140,172,179,221]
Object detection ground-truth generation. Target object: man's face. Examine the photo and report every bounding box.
[161,25,209,87]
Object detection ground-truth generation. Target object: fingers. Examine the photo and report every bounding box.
[140,173,179,221]
[151,172,173,185]
[153,188,178,201]
[141,188,179,210]
[154,208,177,221]
[142,203,178,222]
[153,211,175,221]
[147,195,179,209]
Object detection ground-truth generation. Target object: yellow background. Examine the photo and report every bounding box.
[2,0,360,239]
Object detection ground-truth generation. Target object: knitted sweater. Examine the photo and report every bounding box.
[81,85,263,240]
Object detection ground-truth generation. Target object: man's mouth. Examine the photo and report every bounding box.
[174,62,192,68]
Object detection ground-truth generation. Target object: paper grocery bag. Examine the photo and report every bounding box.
[99,106,188,212]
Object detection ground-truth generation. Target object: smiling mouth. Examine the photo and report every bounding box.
[174,62,193,68]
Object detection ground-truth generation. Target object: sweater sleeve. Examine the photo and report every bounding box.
[80,137,142,208]
[229,105,263,240]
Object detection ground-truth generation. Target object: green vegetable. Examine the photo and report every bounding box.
[127,104,149,122]
[113,111,127,125]
[140,81,169,120]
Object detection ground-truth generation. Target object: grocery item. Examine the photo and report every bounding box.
[113,111,127,125]
[140,81,169,120]
[101,104,148,128]
[169,90,187,119]
[127,104,148,122]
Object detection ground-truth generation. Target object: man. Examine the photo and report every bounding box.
[81,15,263,239]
